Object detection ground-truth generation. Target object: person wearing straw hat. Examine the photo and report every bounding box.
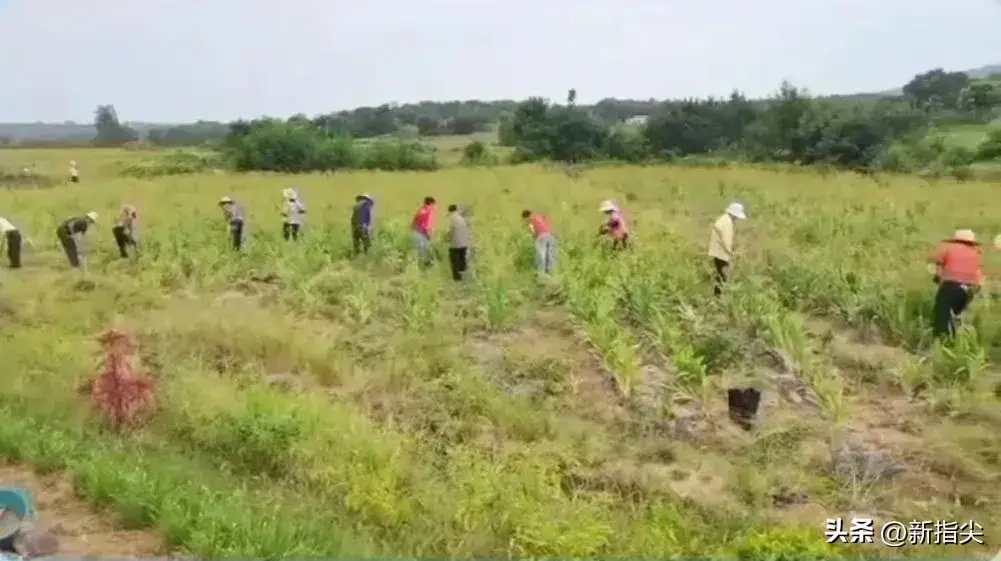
[928,228,984,339]
[597,200,630,250]
[112,204,140,259]
[218,196,246,250]
[280,187,306,241]
[56,211,98,268]
[69,160,79,183]
[708,201,747,296]
[351,193,375,256]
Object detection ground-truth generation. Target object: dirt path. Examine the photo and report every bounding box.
[0,464,163,557]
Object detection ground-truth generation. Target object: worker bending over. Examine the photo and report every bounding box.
[708,202,747,296]
[929,228,983,339]
[56,212,98,268]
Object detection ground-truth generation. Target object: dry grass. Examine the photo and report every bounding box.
[0,147,998,558]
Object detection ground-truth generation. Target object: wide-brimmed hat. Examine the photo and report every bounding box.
[358,193,373,201]
[726,202,747,220]
[85,211,98,223]
[949,229,976,244]
[218,196,233,205]
[599,200,618,213]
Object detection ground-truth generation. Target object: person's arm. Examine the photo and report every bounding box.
[927,244,947,264]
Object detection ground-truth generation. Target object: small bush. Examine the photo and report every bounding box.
[119,149,225,178]
[461,140,498,166]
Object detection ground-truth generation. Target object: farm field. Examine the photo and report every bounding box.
[1,148,1000,558]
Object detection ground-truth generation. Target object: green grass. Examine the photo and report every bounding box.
[0,149,999,558]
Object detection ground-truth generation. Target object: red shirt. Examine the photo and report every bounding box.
[528,214,551,238]
[607,211,629,240]
[933,241,982,286]
[412,204,435,237]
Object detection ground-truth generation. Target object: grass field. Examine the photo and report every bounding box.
[1,147,1000,558]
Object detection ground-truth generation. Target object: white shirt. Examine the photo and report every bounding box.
[0,218,17,233]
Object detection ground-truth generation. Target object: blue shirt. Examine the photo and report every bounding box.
[352,200,373,228]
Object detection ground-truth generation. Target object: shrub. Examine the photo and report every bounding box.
[119,149,225,178]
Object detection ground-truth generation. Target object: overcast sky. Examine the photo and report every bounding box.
[0,0,998,123]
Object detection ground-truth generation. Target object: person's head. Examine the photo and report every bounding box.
[448,204,459,213]
[282,188,296,200]
[726,202,747,220]
[85,211,98,224]
[521,209,531,220]
[424,196,436,206]
[219,196,233,207]
[599,200,618,215]
[357,193,373,204]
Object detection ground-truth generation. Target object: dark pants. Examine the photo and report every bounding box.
[352,227,371,255]
[5,230,22,268]
[713,257,729,296]
[230,220,244,250]
[933,280,973,339]
[282,222,301,241]
[70,176,79,183]
[112,226,136,258]
[611,234,630,251]
[449,247,468,281]
[56,228,80,268]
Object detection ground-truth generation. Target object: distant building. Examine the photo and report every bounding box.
[624,115,649,126]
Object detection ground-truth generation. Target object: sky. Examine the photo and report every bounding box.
[0,0,998,123]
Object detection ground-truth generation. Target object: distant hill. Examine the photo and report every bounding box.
[1,63,999,143]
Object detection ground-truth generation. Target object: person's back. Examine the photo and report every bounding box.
[352,199,373,229]
[449,211,469,248]
[935,241,982,286]
[708,213,734,262]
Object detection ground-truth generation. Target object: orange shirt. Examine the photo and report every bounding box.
[528,214,551,237]
[932,241,982,286]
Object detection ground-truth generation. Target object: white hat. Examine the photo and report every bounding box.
[219,196,233,204]
[950,229,976,243]
[726,202,746,220]
[599,200,618,213]
[282,188,295,199]
[85,211,98,222]
[359,193,373,201]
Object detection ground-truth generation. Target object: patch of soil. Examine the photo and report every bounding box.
[468,308,626,423]
[0,464,163,557]
[805,317,912,385]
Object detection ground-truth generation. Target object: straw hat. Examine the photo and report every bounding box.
[726,202,747,220]
[599,200,618,213]
[218,196,233,205]
[949,229,976,243]
[358,193,373,201]
[85,211,98,223]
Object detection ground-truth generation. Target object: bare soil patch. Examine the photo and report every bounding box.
[0,464,163,557]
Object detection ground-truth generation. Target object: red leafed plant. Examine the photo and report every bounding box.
[89,328,156,429]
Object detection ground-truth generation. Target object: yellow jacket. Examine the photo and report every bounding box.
[708,213,734,262]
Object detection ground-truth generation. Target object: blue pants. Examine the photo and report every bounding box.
[411,231,432,264]
[535,234,556,274]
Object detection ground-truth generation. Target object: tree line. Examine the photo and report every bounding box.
[70,66,1001,175]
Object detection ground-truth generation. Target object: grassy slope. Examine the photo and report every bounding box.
[0,149,1000,557]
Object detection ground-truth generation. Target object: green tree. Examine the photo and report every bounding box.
[902,68,971,110]
[92,104,139,145]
